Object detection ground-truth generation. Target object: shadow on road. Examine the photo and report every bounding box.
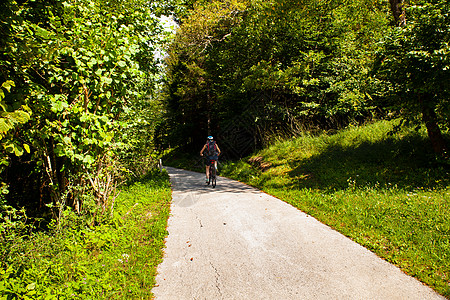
[166,167,261,195]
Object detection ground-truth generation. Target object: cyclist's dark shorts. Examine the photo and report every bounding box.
[205,155,218,166]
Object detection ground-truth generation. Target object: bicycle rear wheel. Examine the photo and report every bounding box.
[207,166,212,185]
[211,166,216,188]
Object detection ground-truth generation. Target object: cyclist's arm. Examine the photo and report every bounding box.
[216,144,221,156]
[200,144,206,156]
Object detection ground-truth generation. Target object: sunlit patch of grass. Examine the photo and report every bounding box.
[222,119,450,297]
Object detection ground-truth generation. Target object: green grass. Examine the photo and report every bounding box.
[221,120,450,298]
[0,170,171,299]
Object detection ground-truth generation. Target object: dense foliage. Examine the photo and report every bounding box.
[0,0,175,216]
[2,0,447,221]
[159,0,449,160]
[0,1,178,296]
[159,0,392,156]
[374,0,450,157]
[0,170,171,298]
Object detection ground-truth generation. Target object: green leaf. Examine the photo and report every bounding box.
[10,110,30,123]
[14,146,24,156]
[4,143,14,153]
[26,282,36,290]
[34,25,51,39]
[23,144,30,153]
[4,143,24,156]
[101,77,113,85]
[83,155,95,164]
[63,136,71,144]
[0,119,12,134]
[0,101,8,111]
[51,101,69,113]
[105,132,114,143]
[95,69,104,77]
[88,58,98,68]
[80,113,89,122]
[44,293,56,300]
[1,81,15,92]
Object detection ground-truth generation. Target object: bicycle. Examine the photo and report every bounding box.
[207,158,217,188]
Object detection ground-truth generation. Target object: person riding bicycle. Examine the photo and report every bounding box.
[200,136,221,183]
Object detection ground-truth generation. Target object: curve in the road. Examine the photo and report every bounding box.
[152,167,444,300]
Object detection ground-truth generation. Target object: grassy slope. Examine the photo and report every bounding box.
[221,120,450,298]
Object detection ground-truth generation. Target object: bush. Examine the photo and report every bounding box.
[0,170,171,299]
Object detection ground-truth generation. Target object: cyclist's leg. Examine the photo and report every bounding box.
[205,156,210,182]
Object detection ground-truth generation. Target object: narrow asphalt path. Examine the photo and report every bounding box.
[152,167,444,299]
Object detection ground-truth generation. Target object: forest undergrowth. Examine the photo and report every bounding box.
[0,170,171,299]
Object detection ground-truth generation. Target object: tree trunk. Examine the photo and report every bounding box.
[388,2,447,158]
[420,94,448,158]
[389,0,406,26]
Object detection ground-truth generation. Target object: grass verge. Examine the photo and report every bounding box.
[0,169,171,299]
[221,120,450,298]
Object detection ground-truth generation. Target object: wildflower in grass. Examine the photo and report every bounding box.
[118,258,123,263]
[122,253,130,262]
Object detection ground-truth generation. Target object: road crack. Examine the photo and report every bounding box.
[196,216,203,228]
[210,262,222,297]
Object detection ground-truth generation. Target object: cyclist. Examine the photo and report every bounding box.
[200,136,221,183]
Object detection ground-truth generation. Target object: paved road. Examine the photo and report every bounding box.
[152,167,444,299]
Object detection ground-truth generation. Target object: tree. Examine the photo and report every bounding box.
[160,0,389,153]
[0,0,172,217]
[389,0,406,26]
[375,0,449,158]
[159,0,248,151]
